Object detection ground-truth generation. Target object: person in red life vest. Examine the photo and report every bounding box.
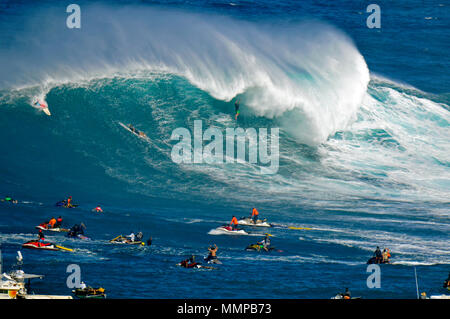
[251,208,259,224]
[230,216,238,230]
[55,216,63,228]
[93,206,103,213]
[180,255,198,268]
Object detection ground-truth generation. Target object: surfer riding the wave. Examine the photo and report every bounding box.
[34,99,51,116]
[234,98,240,120]
[127,124,147,138]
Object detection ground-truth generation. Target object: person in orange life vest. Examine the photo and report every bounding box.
[251,208,259,224]
[47,217,57,229]
[230,216,238,230]
[66,196,73,207]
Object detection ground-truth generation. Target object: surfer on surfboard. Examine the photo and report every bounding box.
[34,100,51,116]
[234,99,240,120]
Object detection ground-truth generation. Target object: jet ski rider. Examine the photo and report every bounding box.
[230,216,239,230]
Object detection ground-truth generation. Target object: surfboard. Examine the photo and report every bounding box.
[118,122,149,140]
[42,107,51,116]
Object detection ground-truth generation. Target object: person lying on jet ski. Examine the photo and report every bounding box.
[257,234,271,251]
[180,255,199,268]
[204,244,218,263]
[68,224,85,237]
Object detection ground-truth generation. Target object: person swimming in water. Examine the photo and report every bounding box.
[204,244,218,263]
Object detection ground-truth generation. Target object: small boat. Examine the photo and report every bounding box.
[0,251,72,299]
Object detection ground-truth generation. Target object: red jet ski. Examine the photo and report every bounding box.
[22,240,60,251]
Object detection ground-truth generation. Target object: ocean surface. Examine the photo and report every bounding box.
[0,0,449,298]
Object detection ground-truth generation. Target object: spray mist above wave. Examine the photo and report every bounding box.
[0,5,369,145]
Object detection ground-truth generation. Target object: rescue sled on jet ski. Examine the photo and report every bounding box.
[177,257,216,269]
[35,223,69,232]
[245,243,276,252]
[238,217,272,227]
[109,235,145,246]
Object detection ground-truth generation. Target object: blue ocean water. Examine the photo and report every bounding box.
[0,0,449,299]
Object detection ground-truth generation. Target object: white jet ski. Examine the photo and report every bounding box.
[214,225,248,235]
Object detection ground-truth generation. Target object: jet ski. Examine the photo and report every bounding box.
[67,233,90,240]
[72,287,106,299]
[238,217,272,227]
[367,257,390,264]
[109,235,145,246]
[22,240,59,251]
[21,240,73,252]
[55,200,78,208]
[35,224,69,232]
[203,256,222,264]
[214,225,248,235]
[245,243,276,252]
[331,293,361,300]
[176,260,216,270]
